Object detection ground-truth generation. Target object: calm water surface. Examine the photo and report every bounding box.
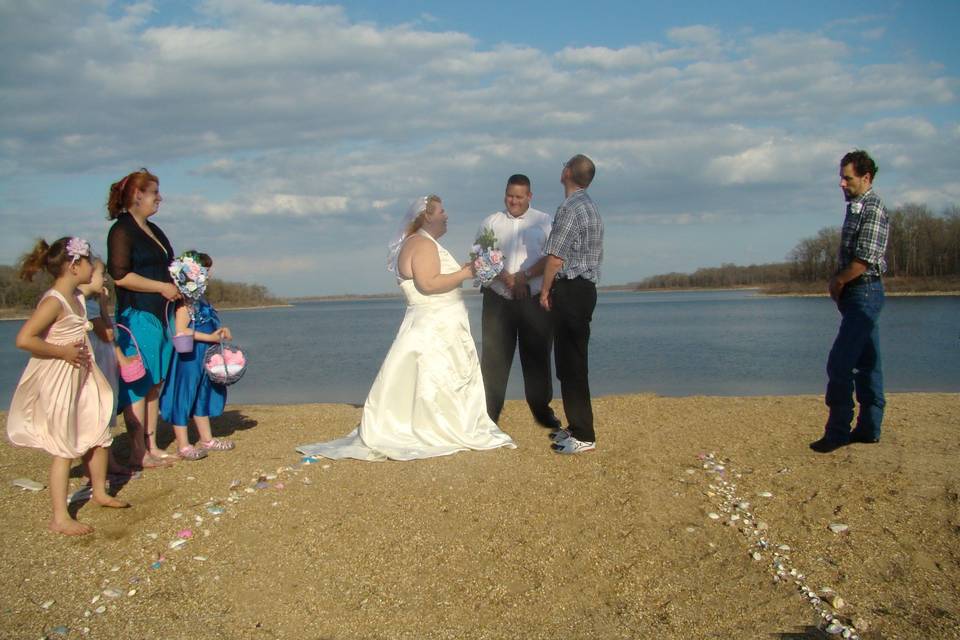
[1,290,957,408]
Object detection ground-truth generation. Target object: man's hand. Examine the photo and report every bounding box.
[828,276,844,302]
[539,289,551,311]
[512,271,529,299]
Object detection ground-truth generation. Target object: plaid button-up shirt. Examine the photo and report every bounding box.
[544,189,604,283]
[838,189,889,277]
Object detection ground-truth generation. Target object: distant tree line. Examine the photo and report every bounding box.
[203,279,283,307]
[635,204,960,289]
[0,265,283,312]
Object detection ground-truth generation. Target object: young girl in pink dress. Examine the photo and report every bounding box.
[7,237,129,536]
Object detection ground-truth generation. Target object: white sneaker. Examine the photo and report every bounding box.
[549,428,571,443]
[551,436,596,454]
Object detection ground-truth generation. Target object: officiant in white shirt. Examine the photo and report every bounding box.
[477,174,561,430]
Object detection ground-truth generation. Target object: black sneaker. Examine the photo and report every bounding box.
[849,430,880,444]
[809,436,849,453]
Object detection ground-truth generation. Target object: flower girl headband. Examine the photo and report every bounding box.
[65,237,91,265]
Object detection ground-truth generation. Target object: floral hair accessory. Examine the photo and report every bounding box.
[65,237,91,265]
[168,253,208,300]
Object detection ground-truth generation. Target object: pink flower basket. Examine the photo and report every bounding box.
[203,342,247,386]
[115,324,147,383]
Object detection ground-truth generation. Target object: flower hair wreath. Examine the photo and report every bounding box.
[168,254,209,301]
[65,237,91,265]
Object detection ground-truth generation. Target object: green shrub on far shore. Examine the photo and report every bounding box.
[0,265,284,318]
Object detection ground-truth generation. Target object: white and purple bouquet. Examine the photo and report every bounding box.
[168,254,208,301]
[470,227,504,287]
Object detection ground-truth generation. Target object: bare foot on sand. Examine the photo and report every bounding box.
[49,518,93,536]
[93,495,130,509]
[149,449,179,462]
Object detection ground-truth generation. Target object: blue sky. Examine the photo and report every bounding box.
[1,0,957,296]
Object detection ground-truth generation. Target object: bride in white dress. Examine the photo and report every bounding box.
[297,195,515,461]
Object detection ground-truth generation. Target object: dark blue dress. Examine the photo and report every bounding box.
[159,298,226,425]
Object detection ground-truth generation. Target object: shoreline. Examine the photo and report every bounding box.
[3,287,958,319]
[0,302,294,321]
[217,303,294,311]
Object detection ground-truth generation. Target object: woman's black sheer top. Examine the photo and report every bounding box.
[107,212,174,322]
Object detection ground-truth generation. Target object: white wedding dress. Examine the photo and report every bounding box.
[297,230,515,461]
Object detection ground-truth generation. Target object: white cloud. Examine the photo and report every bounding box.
[555,44,686,69]
[666,25,721,44]
[864,117,937,139]
[199,194,349,221]
[704,137,839,186]
[898,183,960,210]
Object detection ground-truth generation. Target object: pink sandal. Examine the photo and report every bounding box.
[198,438,235,451]
[178,446,208,461]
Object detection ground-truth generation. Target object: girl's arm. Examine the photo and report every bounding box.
[91,317,112,343]
[194,326,231,343]
[180,305,227,343]
[96,290,115,343]
[15,298,87,367]
[174,304,192,335]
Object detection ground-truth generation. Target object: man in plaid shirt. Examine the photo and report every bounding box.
[539,154,604,454]
[811,150,889,453]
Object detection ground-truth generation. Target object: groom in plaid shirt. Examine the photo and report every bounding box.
[811,150,890,453]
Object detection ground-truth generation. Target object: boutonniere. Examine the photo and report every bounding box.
[849,202,863,215]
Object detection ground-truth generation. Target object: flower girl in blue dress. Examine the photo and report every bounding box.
[159,251,235,460]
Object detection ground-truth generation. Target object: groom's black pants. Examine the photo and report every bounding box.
[481,288,558,427]
[551,277,597,442]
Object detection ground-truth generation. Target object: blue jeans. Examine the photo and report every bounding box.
[825,280,885,440]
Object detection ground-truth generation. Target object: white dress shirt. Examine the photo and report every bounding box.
[475,207,553,299]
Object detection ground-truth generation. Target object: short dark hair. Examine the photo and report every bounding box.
[506,174,531,189]
[840,150,878,180]
[566,154,596,188]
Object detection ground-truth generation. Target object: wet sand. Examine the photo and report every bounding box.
[1,393,958,639]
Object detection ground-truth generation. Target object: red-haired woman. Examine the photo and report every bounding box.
[106,168,180,469]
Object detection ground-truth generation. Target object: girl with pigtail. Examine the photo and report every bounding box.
[7,237,130,536]
[106,168,181,469]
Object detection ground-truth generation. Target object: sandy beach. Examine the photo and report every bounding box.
[1,393,958,639]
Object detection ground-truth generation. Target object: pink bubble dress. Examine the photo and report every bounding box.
[7,290,114,458]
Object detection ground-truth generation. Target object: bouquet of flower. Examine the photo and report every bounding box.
[470,226,504,287]
[168,255,208,301]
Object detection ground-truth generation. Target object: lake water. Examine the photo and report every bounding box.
[1,290,957,409]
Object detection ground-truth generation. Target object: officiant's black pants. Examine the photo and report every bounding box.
[551,277,597,442]
[481,288,557,427]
